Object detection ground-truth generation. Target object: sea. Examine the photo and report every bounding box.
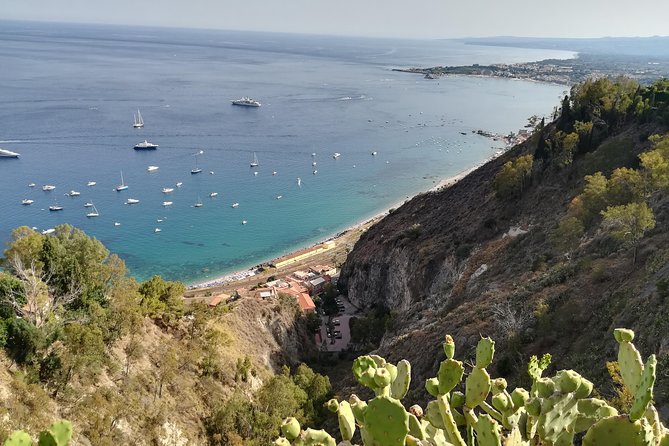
[0,21,573,284]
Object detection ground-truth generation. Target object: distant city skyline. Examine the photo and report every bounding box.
[3,0,669,40]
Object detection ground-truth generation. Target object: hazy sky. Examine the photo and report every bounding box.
[4,0,669,39]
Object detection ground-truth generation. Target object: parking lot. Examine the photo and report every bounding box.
[318,295,354,351]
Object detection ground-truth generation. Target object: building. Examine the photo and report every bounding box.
[278,281,316,313]
[208,293,230,307]
[309,264,337,276]
[270,241,336,269]
[255,288,277,300]
[306,276,327,295]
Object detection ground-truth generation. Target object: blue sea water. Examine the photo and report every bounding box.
[0,22,572,284]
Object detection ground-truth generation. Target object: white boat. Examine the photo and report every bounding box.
[28,183,36,188]
[66,190,81,197]
[49,205,63,211]
[0,148,20,158]
[162,187,174,194]
[209,171,215,175]
[333,152,341,159]
[147,165,159,172]
[86,203,100,218]
[297,177,301,187]
[87,181,96,186]
[250,152,259,168]
[272,171,277,176]
[133,109,144,128]
[231,202,239,208]
[209,192,218,197]
[312,152,316,157]
[313,170,318,175]
[21,199,34,205]
[42,228,55,235]
[371,151,378,156]
[162,201,173,206]
[176,182,183,187]
[154,228,162,233]
[312,161,317,166]
[241,220,248,225]
[253,171,259,176]
[276,195,282,200]
[157,219,163,223]
[231,97,261,107]
[194,197,203,208]
[84,202,93,208]
[116,171,128,191]
[191,151,203,174]
[126,198,140,205]
[114,222,121,226]
[42,185,56,191]
[134,140,158,150]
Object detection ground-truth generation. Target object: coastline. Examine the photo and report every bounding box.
[185,150,505,294]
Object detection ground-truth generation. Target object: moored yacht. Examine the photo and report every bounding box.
[126,198,140,205]
[21,199,34,205]
[231,97,261,107]
[42,185,56,191]
[134,140,158,150]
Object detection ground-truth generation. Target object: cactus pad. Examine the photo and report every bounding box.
[466,367,491,408]
[582,415,654,446]
[438,359,465,395]
[474,413,502,446]
[476,337,495,368]
[281,417,301,441]
[391,360,411,400]
[630,354,656,421]
[364,396,409,446]
[4,431,32,446]
[444,335,456,360]
[617,336,644,393]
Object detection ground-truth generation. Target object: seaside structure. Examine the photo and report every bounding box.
[274,280,316,313]
[270,241,336,269]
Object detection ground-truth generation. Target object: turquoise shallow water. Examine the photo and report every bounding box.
[0,22,571,284]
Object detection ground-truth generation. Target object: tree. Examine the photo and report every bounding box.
[138,275,185,319]
[551,217,584,253]
[573,120,594,152]
[601,202,655,265]
[494,154,534,198]
[575,172,609,224]
[606,167,645,205]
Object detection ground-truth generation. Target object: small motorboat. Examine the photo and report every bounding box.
[87,181,97,186]
[209,192,218,197]
[42,185,56,191]
[154,228,162,233]
[114,222,121,226]
[176,182,183,187]
[84,202,93,208]
[162,188,174,194]
[49,205,63,211]
[162,201,173,206]
[147,166,159,172]
[241,220,247,225]
[231,202,239,208]
[28,183,36,188]
[66,190,81,197]
[126,198,140,205]
[21,199,34,205]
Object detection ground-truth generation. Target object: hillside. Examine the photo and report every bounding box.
[338,78,669,411]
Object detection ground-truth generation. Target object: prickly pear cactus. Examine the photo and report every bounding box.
[364,396,409,446]
[583,415,654,446]
[4,431,32,446]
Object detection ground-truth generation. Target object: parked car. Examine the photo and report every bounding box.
[333,330,341,337]
[333,319,341,326]
[335,333,343,339]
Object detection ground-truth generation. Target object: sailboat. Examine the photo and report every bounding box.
[250,152,259,168]
[116,171,128,191]
[86,203,100,218]
[194,196,203,208]
[191,150,203,174]
[133,110,144,128]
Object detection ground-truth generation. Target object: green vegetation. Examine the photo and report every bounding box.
[493,154,534,198]
[207,364,331,446]
[277,329,666,446]
[4,420,72,446]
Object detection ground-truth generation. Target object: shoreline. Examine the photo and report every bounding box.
[185,149,506,293]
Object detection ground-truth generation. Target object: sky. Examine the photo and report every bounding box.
[3,0,669,39]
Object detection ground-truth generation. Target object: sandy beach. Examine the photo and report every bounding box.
[183,158,495,299]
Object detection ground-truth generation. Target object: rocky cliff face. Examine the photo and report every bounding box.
[338,123,669,407]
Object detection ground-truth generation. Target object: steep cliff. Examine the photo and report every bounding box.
[339,79,669,409]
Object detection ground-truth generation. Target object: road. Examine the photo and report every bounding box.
[318,295,356,352]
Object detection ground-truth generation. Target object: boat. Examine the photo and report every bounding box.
[371,151,378,156]
[276,195,282,200]
[21,199,34,205]
[134,140,158,150]
[176,182,183,187]
[116,171,128,191]
[162,201,173,206]
[191,151,203,174]
[87,181,96,187]
[86,203,100,218]
[154,228,162,233]
[0,148,20,158]
[66,190,81,197]
[42,228,55,235]
[297,177,301,187]
[312,161,317,166]
[231,97,261,107]
[253,171,259,176]
[333,152,341,159]
[313,170,318,175]
[231,202,239,208]
[84,202,93,208]
[209,192,218,197]
[312,152,316,157]
[272,171,277,176]
[133,110,144,129]
[114,222,121,227]
[194,197,203,208]
[250,152,259,167]
[28,183,36,188]
[49,205,63,211]
[126,198,140,205]
[241,220,248,225]
[42,185,56,191]
[162,187,174,194]
[147,166,159,172]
